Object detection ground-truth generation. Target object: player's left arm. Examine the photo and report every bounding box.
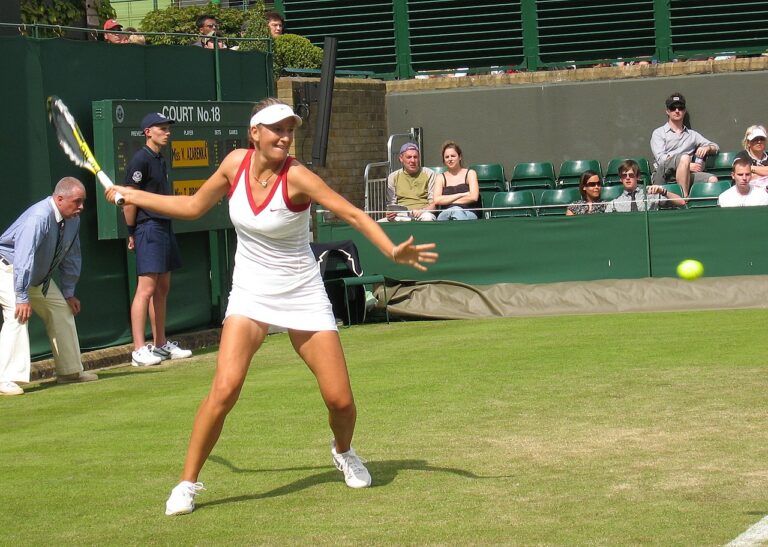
[288,162,438,271]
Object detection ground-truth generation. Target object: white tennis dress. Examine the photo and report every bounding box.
[225,150,337,331]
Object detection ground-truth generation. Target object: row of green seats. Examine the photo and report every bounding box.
[428,153,739,194]
[480,180,733,217]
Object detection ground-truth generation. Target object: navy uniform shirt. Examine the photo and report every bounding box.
[125,145,171,223]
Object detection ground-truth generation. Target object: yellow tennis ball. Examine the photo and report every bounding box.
[677,259,704,280]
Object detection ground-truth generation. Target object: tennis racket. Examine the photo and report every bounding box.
[47,95,124,206]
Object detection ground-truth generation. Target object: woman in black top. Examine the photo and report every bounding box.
[566,170,607,215]
[433,141,480,220]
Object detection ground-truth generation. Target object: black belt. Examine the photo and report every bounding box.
[0,256,9,266]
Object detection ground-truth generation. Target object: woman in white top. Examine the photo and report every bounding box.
[432,141,480,221]
[106,98,438,516]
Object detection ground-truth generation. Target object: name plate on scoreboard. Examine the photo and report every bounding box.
[172,140,210,168]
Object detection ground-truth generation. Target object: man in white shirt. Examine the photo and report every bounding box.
[718,158,768,207]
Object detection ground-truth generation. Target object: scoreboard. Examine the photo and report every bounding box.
[92,99,255,239]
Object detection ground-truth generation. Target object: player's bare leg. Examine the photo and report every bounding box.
[290,329,371,488]
[180,315,268,482]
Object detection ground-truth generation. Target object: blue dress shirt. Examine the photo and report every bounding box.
[0,197,81,303]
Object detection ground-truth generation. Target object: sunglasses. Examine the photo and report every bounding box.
[668,106,686,112]
[584,181,602,188]
[620,172,638,178]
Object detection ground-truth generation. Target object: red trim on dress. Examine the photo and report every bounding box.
[280,157,311,212]
[228,149,253,200]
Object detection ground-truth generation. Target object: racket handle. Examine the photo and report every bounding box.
[96,170,125,206]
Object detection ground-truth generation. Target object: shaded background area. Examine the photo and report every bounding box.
[0,36,270,357]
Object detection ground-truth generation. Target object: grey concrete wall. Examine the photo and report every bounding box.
[386,71,768,175]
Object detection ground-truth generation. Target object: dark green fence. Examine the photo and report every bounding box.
[317,207,768,286]
[275,0,768,78]
[0,35,271,358]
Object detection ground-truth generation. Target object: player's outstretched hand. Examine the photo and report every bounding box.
[105,185,131,205]
[392,235,438,272]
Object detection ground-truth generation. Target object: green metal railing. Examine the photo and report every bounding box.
[275,0,768,79]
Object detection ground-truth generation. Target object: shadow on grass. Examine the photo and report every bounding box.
[200,455,504,510]
[22,368,164,393]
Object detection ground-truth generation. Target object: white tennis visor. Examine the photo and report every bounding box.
[249,104,303,127]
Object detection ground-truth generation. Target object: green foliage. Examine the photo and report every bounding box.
[94,0,116,23]
[272,33,324,76]
[21,0,115,31]
[139,3,268,48]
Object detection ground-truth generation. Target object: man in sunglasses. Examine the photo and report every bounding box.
[650,93,719,197]
[606,159,686,213]
[191,15,226,49]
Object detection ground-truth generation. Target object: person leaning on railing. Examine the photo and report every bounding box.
[191,14,227,49]
[566,170,606,215]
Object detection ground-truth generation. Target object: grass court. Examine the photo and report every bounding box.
[2,309,768,545]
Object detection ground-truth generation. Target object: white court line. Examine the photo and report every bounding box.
[726,515,768,546]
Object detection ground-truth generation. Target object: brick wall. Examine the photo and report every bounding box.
[276,77,387,208]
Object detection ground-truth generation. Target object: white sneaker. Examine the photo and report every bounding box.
[153,341,192,361]
[131,344,162,367]
[331,439,372,488]
[165,481,205,516]
[0,381,23,396]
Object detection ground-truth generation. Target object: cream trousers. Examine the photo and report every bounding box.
[0,262,83,383]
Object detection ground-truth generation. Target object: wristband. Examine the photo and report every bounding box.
[127,225,136,236]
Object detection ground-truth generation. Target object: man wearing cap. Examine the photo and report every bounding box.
[718,157,768,207]
[122,112,192,367]
[650,92,719,197]
[0,177,97,395]
[383,143,436,221]
[103,19,127,44]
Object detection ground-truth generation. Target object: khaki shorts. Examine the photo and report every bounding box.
[653,153,715,185]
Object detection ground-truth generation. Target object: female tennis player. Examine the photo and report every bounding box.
[105,98,438,516]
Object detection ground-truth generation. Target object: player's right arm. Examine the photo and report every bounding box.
[106,149,246,219]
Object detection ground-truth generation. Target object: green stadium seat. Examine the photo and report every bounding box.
[477,190,496,219]
[659,183,686,209]
[427,166,447,175]
[687,180,732,208]
[707,151,739,180]
[557,159,602,187]
[538,187,582,216]
[604,157,651,186]
[660,183,684,196]
[510,162,555,191]
[489,190,536,218]
[470,163,508,192]
[600,185,624,201]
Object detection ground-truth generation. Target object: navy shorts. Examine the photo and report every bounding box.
[134,219,181,275]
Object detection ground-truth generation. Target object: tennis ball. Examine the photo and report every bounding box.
[677,259,704,280]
